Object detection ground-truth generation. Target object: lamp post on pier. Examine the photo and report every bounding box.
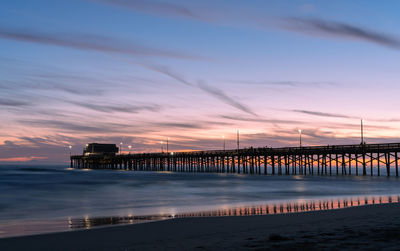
[128,145,132,154]
[69,145,73,168]
[167,137,169,154]
[120,142,123,154]
[237,130,240,152]
[298,129,302,147]
[161,141,164,153]
[361,119,364,144]
[222,135,225,151]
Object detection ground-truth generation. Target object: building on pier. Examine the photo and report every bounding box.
[83,143,119,156]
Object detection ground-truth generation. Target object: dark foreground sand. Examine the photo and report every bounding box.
[2,203,400,250]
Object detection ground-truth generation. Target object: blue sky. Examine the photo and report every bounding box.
[1,0,400,163]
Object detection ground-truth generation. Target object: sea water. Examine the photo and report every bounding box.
[1,165,399,237]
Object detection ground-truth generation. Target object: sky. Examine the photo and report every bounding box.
[1,0,400,163]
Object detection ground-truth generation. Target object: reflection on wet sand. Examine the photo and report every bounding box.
[69,195,400,230]
[69,215,173,230]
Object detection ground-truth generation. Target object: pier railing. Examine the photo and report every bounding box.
[71,142,400,177]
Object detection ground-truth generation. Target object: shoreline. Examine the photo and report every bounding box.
[2,202,400,250]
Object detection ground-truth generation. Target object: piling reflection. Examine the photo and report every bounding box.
[69,215,173,229]
[69,195,400,230]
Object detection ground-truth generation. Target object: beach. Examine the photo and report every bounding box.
[1,202,400,250]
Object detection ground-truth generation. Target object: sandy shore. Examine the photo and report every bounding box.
[1,203,400,250]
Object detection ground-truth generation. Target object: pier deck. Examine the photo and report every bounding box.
[71,143,400,176]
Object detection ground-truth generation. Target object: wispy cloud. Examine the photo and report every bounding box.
[153,122,204,129]
[280,17,400,50]
[234,80,336,88]
[292,109,356,119]
[1,78,104,96]
[197,82,257,116]
[144,64,257,116]
[0,27,200,60]
[90,0,198,19]
[0,98,31,107]
[90,0,400,51]
[19,119,112,133]
[152,119,231,130]
[144,64,193,86]
[220,115,304,124]
[0,156,47,162]
[71,102,161,113]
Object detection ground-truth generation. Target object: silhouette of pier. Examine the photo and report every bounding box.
[70,143,400,176]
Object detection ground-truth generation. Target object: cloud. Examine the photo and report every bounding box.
[153,122,204,129]
[17,119,159,136]
[90,0,198,19]
[28,73,109,95]
[153,120,231,130]
[0,27,200,60]
[327,122,393,131]
[280,17,400,50]
[143,64,257,116]
[197,82,257,116]
[0,98,30,107]
[19,119,127,133]
[234,80,336,88]
[90,0,400,51]
[292,109,356,119]
[21,120,108,133]
[0,156,47,162]
[71,102,161,113]
[220,115,303,124]
[1,78,104,96]
[144,64,193,86]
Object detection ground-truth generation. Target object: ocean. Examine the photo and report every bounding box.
[1,165,400,238]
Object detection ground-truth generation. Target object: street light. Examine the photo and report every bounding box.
[298,129,302,147]
[167,137,170,154]
[128,145,132,154]
[361,119,364,144]
[222,135,225,151]
[120,142,123,154]
[237,130,240,152]
[69,145,72,157]
[161,141,164,153]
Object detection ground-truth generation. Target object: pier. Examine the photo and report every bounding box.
[71,143,400,176]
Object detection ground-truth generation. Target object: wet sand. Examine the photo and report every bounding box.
[1,203,400,250]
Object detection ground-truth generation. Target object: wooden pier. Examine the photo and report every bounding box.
[70,143,400,177]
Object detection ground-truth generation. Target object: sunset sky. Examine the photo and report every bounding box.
[1,0,400,163]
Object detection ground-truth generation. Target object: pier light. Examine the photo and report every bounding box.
[361,119,365,144]
[120,142,123,154]
[222,135,225,151]
[171,152,174,156]
[69,145,72,157]
[161,141,164,153]
[237,130,240,152]
[128,145,132,154]
[298,129,302,147]
[167,137,170,153]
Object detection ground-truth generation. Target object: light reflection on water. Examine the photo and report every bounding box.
[2,165,400,238]
[68,195,400,230]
